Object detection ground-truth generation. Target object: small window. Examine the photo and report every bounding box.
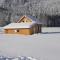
[14,30,19,32]
[17,30,19,32]
[22,21,24,22]
[26,20,28,22]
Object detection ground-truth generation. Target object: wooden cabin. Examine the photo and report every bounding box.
[3,15,42,35]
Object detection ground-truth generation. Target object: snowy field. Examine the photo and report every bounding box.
[0,27,60,60]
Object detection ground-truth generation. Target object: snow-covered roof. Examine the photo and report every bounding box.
[3,22,36,29]
[27,15,42,24]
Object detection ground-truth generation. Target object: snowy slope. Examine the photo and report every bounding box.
[0,27,60,60]
[42,27,60,32]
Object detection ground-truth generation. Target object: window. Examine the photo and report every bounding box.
[24,20,28,23]
[14,30,19,32]
[22,21,24,22]
[23,21,24,22]
[17,30,19,32]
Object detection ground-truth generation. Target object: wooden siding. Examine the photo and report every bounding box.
[4,28,33,35]
[4,24,42,35]
[31,24,42,34]
[37,24,42,33]
[18,17,32,23]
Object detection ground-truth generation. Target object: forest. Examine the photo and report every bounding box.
[0,0,60,27]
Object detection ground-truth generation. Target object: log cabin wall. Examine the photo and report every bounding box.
[4,28,33,35]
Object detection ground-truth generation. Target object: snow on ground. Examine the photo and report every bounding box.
[0,27,60,60]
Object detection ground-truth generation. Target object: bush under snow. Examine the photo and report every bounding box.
[0,56,37,60]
